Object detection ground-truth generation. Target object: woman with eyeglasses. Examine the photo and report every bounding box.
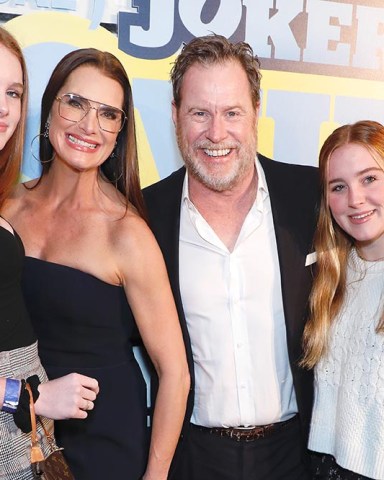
[2,48,190,480]
[0,29,101,480]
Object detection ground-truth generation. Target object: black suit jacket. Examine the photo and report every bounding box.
[143,154,319,474]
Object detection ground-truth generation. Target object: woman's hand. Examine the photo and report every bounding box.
[34,373,99,419]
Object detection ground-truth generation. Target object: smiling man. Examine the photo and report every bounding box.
[143,34,319,480]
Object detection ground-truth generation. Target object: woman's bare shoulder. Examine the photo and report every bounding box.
[112,207,154,246]
[108,208,162,268]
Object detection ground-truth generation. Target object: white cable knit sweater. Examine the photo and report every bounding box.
[308,249,384,479]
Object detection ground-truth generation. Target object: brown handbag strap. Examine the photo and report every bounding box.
[25,383,45,463]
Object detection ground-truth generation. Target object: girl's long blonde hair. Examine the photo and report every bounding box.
[301,120,384,368]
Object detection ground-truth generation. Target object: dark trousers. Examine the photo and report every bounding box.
[172,416,311,480]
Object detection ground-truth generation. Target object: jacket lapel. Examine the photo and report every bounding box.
[259,154,316,363]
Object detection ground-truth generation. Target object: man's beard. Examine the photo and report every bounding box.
[176,127,257,192]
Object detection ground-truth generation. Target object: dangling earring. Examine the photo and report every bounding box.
[99,142,123,187]
[30,121,54,164]
[109,141,118,159]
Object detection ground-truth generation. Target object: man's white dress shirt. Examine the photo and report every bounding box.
[179,158,298,428]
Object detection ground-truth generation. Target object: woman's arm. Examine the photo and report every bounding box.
[118,217,190,480]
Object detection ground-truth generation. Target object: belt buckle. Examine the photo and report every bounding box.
[227,426,243,442]
[230,426,264,442]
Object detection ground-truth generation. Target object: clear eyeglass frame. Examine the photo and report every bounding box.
[55,93,127,133]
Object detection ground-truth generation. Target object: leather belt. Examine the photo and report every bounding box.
[191,414,298,442]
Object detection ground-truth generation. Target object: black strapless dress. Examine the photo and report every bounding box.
[22,257,149,480]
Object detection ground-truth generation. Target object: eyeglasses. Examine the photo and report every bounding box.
[55,93,126,133]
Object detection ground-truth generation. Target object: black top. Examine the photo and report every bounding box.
[21,257,149,479]
[0,225,36,350]
[22,258,137,368]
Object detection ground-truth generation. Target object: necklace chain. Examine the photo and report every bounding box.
[356,248,384,263]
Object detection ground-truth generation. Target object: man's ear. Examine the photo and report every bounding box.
[255,102,260,122]
[171,100,177,127]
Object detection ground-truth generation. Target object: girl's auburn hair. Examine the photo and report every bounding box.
[0,27,28,208]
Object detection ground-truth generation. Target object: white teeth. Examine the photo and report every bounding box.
[204,148,231,157]
[351,211,373,220]
[68,135,97,149]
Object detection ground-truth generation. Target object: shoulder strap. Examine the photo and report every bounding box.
[25,383,45,463]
